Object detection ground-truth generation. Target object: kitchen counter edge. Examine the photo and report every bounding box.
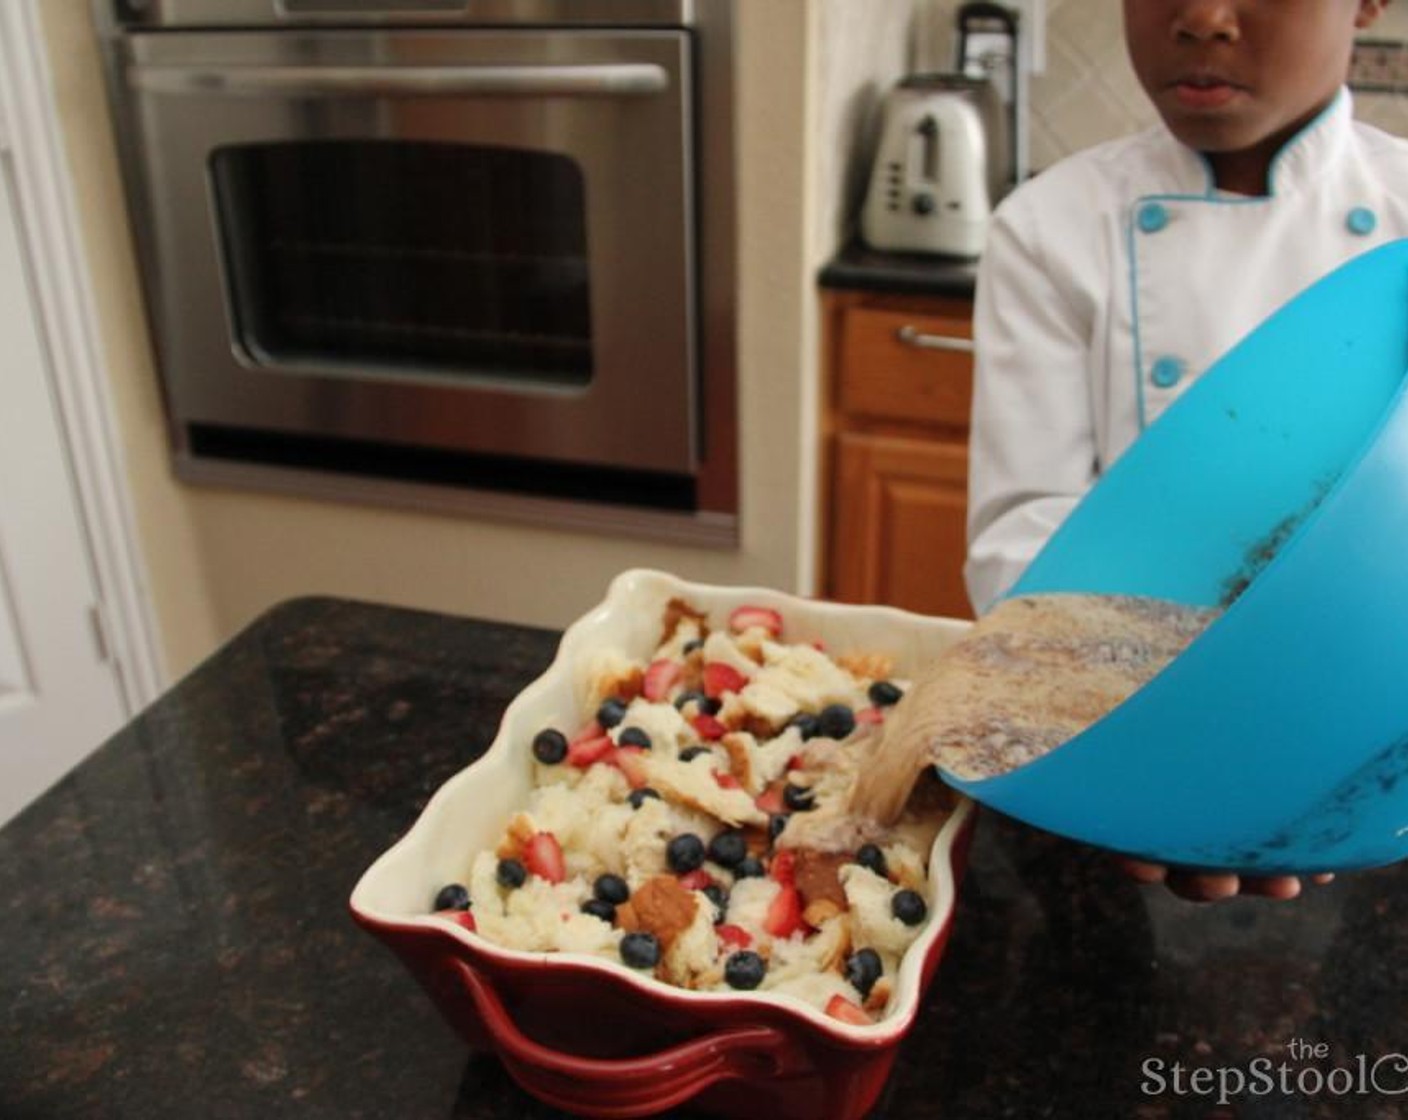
[819,237,979,298]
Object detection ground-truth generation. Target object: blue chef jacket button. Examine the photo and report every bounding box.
[1151,356,1184,389]
[1137,202,1169,234]
[1347,206,1377,236]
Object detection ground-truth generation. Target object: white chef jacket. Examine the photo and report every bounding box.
[965,89,1408,612]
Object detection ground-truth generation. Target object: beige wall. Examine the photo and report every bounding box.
[39,0,899,679]
[814,1,916,250]
[800,0,921,587]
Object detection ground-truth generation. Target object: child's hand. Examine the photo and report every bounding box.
[1118,857,1334,901]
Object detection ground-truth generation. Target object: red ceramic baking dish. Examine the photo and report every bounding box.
[351,569,977,1119]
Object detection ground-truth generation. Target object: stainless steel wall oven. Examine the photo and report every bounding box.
[96,0,737,541]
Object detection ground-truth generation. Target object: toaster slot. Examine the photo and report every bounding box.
[918,114,940,184]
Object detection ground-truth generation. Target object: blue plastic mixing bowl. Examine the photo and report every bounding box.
[941,239,1408,873]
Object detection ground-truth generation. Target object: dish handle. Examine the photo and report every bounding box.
[451,959,806,1116]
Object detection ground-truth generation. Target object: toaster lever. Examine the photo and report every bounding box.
[917,113,940,183]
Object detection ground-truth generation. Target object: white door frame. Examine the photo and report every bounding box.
[0,1,165,712]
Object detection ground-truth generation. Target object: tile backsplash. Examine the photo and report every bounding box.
[920,0,1408,173]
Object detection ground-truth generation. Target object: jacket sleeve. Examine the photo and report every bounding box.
[965,199,1099,614]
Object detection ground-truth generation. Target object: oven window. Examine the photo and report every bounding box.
[209,141,593,387]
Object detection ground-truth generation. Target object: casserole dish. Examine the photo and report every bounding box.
[351,568,976,1119]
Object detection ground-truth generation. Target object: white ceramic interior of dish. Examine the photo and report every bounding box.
[351,568,976,1037]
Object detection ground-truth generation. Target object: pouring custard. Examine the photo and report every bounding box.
[786,594,1219,847]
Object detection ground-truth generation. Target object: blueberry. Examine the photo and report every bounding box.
[734,856,766,879]
[593,873,631,905]
[433,883,470,912]
[682,638,705,655]
[855,843,888,878]
[674,690,722,717]
[702,884,729,923]
[768,814,790,842]
[707,829,748,868]
[783,784,816,812]
[788,712,822,740]
[581,898,616,923]
[844,948,883,999]
[628,787,662,810]
[597,697,628,730]
[679,745,712,763]
[723,950,766,990]
[674,689,707,711]
[818,704,856,740]
[667,833,706,874]
[620,931,661,969]
[867,680,904,707]
[618,726,652,750]
[496,859,527,889]
[531,728,569,765]
[891,889,927,926]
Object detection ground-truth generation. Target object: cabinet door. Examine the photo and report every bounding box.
[829,432,973,620]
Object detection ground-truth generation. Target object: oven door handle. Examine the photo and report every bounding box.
[127,62,670,99]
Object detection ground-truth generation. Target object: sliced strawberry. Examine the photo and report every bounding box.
[605,745,650,788]
[677,869,715,891]
[825,994,873,1026]
[728,605,783,637]
[447,910,477,932]
[770,848,797,886]
[703,662,750,699]
[856,707,885,727]
[763,883,804,938]
[567,733,614,767]
[716,923,753,948]
[691,713,728,741]
[754,783,786,816]
[712,770,742,791]
[643,658,684,702]
[524,832,566,884]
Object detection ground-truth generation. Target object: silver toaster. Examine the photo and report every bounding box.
[860,73,1010,258]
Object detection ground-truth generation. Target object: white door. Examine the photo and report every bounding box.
[0,149,127,828]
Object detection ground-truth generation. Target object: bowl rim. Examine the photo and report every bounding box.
[350,567,976,1043]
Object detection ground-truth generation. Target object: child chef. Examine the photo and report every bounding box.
[966,0,1402,899]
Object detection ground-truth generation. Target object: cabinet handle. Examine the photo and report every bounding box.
[896,325,975,353]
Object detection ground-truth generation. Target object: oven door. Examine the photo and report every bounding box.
[121,29,697,475]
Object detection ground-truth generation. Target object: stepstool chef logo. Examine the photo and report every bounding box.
[1141,1038,1408,1105]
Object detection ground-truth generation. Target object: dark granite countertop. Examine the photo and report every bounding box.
[819,237,979,299]
[3,596,1405,1119]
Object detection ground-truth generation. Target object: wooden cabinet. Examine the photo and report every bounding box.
[821,289,976,619]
